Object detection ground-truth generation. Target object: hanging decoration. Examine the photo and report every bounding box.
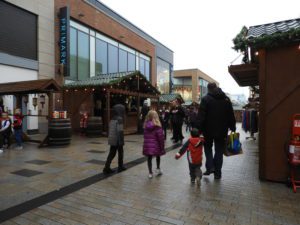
[23,95,29,105]
[39,94,46,108]
[32,95,38,110]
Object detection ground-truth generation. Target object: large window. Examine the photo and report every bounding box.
[70,27,77,79]
[128,53,135,71]
[108,44,118,73]
[0,1,37,60]
[95,39,107,75]
[119,49,127,72]
[77,31,89,80]
[69,20,152,81]
[157,58,170,94]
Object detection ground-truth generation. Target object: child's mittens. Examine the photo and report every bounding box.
[175,153,180,160]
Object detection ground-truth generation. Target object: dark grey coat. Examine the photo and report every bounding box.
[108,104,125,146]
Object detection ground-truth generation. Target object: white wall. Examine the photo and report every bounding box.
[0,64,38,132]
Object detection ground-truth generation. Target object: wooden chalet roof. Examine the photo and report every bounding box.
[64,71,160,95]
[159,93,184,103]
[0,79,62,95]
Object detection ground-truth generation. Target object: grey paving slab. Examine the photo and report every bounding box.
[2,125,300,225]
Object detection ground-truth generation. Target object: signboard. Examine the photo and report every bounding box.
[59,7,70,76]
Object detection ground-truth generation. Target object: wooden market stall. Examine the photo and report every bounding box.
[0,79,65,147]
[63,71,160,135]
[229,18,300,182]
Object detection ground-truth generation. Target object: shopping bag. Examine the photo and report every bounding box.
[224,132,243,156]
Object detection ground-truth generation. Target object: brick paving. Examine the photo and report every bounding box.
[1,125,300,224]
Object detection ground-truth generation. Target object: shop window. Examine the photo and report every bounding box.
[108,44,118,73]
[70,27,77,79]
[128,53,135,72]
[157,58,170,94]
[145,60,150,80]
[78,31,89,80]
[139,58,145,76]
[119,49,127,72]
[96,39,107,75]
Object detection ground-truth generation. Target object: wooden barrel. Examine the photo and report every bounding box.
[86,116,103,137]
[48,118,72,146]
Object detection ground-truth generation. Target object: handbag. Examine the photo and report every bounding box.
[224,132,243,156]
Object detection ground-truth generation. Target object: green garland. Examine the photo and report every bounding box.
[232,26,300,52]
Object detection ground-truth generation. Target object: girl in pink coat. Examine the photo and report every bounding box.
[143,110,165,178]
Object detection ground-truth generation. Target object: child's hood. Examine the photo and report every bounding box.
[145,121,157,131]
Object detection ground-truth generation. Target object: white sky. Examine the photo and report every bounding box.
[100,0,300,97]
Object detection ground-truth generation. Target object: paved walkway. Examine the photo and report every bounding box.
[1,125,300,225]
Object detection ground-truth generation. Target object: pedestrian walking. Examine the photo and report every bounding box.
[0,112,12,152]
[170,104,185,144]
[13,108,24,150]
[143,110,165,179]
[158,106,170,140]
[175,128,204,185]
[197,82,236,179]
[103,104,126,174]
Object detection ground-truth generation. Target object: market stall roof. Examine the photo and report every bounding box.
[64,71,160,96]
[228,63,258,87]
[0,79,62,95]
[159,93,184,104]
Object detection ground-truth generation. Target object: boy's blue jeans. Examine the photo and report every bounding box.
[14,129,22,146]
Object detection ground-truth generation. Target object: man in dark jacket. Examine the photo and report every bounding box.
[197,83,236,179]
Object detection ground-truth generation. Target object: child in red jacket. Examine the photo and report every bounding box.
[175,128,204,185]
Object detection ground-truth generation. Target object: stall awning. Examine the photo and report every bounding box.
[64,71,160,98]
[0,79,62,95]
[228,63,259,87]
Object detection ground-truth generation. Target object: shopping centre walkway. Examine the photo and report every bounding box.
[1,125,300,225]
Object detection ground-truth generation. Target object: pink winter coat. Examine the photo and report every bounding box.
[143,121,165,156]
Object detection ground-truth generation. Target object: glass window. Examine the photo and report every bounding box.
[119,49,127,72]
[145,60,150,80]
[78,31,89,80]
[157,58,170,94]
[70,27,77,79]
[90,36,95,77]
[128,53,135,72]
[139,58,145,75]
[108,44,118,73]
[96,39,107,75]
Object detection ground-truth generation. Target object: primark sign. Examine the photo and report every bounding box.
[59,7,70,76]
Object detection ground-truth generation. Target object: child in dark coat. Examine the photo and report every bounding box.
[175,128,204,185]
[103,104,126,174]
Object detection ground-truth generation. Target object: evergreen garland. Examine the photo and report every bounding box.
[232,26,300,53]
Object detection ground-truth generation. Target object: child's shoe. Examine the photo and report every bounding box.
[191,178,195,184]
[148,173,153,179]
[0,149,3,153]
[155,169,162,176]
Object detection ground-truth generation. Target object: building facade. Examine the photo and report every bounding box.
[55,0,173,94]
[0,0,55,133]
[173,69,218,103]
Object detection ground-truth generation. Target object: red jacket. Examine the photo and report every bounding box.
[176,137,204,165]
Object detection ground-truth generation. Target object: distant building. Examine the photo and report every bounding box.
[173,69,218,104]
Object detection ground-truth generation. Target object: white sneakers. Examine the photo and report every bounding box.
[148,169,163,179]
[0,149,3,154]
[15,146,23,150]
[155,169,162,176]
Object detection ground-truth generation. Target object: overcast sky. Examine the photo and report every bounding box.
[101,0,300,97]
